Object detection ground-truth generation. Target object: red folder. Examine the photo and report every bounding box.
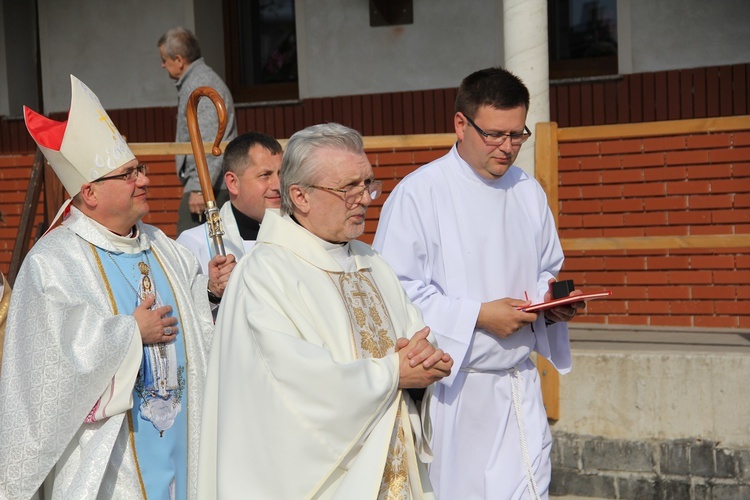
[520,290,613,312]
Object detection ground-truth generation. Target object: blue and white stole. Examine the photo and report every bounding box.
[96,244,188,500]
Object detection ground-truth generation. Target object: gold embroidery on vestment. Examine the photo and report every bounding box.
[378,408,410,499]
[92,244,147,497]
[127,410,149,499]
[369,305,383,326]
[328,270,411,498]
[335,272,395,359]
[360,327,394,358]
[353,307,367,327]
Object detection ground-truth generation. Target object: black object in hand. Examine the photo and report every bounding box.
[552,280,575,299]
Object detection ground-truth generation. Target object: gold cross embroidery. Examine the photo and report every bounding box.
[97,109,117,136]
[350,281,369,307]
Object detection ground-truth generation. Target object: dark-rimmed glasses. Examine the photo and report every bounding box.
[463,114,532,147]
[92,164,147,183]
[310,180,383,204]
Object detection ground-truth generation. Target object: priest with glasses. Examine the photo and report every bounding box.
[0,75,234,500]
[198,123,453,499]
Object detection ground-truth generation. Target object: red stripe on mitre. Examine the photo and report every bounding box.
[24,105,68,151]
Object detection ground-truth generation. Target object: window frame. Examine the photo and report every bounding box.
[222,0,299,103]
[548,0,619,81]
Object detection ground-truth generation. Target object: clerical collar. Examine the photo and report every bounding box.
[89,218,142,254]
[454,143,507,187]
[289,214,348,246]
[231,203,261,241]
[288,214,355,271]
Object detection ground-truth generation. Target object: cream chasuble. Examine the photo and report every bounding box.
[197,210,435,499]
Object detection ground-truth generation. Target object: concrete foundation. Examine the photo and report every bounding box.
[550,324,750,499]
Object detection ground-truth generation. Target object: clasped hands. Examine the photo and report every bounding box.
[396,327,453,389]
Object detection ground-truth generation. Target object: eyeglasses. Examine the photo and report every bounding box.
[92,164,147,183]
[310,180,383,204]
[463,114,532,147]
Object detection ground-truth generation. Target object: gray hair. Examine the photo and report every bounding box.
[280,123,364,215]
[157,27,202,63]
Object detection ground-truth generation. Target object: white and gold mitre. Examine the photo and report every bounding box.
[23,75,135,196]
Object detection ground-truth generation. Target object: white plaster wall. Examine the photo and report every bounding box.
[37,0,197,113]
[296,0,504,99]
[21,0,750,114]
[0,1,8,116]
[627,0,750,73]
[555,350,750,448]
[194,0,225,80]
[1,0,39,117]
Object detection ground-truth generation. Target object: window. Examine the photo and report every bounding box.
[223,0,299,103]
[548,0,618,80]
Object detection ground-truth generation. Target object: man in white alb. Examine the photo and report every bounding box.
[198,123,453,499]
[374,67,583,499]
[177,131,282,273]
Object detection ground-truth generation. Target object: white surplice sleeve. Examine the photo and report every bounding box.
[176,225,212,274]
[529,180,572,373]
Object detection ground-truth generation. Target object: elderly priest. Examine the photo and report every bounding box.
[197,123,453,499]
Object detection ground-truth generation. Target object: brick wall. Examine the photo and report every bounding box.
[0,155,183,276]
[0,155,43,271]
[0,146,453,276]
[555,127,750,329]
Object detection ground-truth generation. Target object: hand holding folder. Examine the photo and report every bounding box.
[520,290,612,313]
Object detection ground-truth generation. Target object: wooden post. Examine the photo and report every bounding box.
[534,122,561,421]
[535,122,559,225]
[43,162,66,230]
[8,151,45,287]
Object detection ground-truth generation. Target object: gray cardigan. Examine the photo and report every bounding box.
[175,58,238,192]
